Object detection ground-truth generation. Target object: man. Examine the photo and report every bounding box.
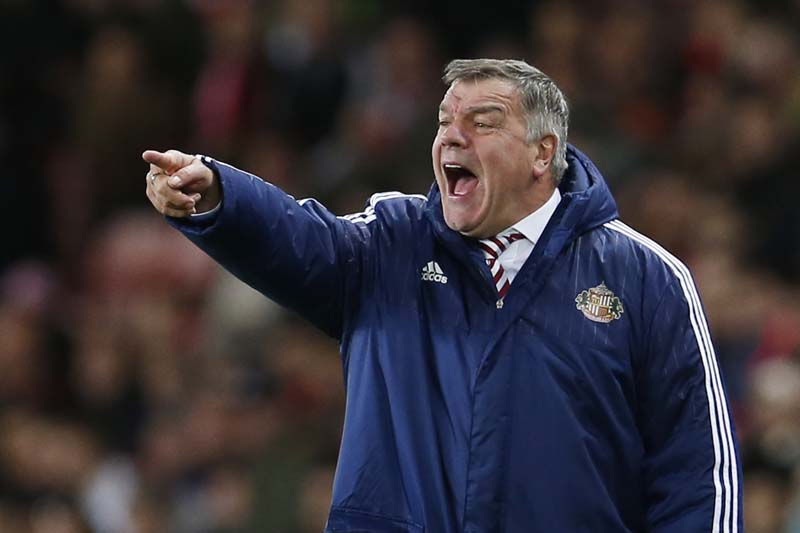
[144,59,742,532]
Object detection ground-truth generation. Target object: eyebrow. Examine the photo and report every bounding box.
[464,105,505,115]
[438,104,506,115]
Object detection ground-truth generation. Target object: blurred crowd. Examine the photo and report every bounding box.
[1,0,799,531]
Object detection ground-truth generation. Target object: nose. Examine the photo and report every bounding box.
[440,121,468,148]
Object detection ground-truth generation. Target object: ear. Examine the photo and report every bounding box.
[531,134,557,179]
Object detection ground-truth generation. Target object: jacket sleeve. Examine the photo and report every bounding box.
[167,156,372,339]
[639,275,743,532]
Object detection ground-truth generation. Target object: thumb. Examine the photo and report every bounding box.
[142,149,194,174]
[168,157,215,193]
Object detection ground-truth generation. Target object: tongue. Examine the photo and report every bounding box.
[453,175,478,196]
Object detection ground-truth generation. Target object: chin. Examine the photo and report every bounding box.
[443,201,486,236]
[444,216,478,237]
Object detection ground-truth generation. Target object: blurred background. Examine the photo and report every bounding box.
[1,0,799,531]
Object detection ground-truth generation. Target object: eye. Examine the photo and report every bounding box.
[438,120,451,128]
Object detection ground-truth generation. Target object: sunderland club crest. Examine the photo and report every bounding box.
[575,282,624,323]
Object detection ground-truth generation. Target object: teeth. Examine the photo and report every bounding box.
[443,164,462,170]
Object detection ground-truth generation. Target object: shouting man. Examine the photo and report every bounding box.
[144,59,742,532]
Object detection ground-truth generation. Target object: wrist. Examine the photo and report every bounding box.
[195,154,222,213]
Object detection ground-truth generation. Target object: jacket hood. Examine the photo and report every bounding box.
[425,143,619,238]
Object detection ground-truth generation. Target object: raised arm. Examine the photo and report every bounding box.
[142,149,370,338]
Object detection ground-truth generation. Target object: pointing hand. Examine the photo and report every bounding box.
[143,149,220,217]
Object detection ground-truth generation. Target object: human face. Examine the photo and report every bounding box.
[432,78,550,238]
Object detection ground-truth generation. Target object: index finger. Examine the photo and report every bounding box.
[142,149,191,174]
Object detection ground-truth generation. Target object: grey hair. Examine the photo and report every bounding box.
[443,59,569,183]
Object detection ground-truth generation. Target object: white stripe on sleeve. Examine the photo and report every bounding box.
[604,220,738,533]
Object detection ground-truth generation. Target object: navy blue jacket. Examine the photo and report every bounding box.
[171,146,742,532]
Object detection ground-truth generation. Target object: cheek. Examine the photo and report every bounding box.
[482,149,530,190]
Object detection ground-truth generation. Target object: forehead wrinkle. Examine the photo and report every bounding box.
[439,80,523,119]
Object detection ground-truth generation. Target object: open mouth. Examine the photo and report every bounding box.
[443,163,478,197]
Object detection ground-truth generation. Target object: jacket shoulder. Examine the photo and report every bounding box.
[339,191,428,226]
[598,219,696,294]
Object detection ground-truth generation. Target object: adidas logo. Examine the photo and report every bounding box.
[421,261,448,284]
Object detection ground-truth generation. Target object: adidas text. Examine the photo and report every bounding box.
[421,261,448,284]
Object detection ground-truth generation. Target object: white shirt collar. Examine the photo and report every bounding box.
[502,188,561,245]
